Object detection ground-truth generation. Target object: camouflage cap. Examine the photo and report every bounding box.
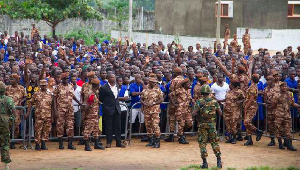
[201,85,211,94]
[0,81,6,92]
[40,80,47,86]
[91,78,100,85]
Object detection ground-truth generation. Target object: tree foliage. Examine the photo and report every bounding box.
[135,0,154,11]
[0,0,103,37]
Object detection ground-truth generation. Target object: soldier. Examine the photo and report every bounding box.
[273,82,299,151]
[263,76,278,146]
[223,24,230,50]
[0,81,15,170]
[79,71,94,145]
[170,78,193,144]
[5,74,26,149]
[25,80,53,150]
[83,78,105,151]
[165,67,184,142]
[242,28,251,55]
[222,75,245,144]
[230,34,238,52]
[141,74,164,148]
[193,85,222,169]
[53,72,82,150]
[243,74,263,145]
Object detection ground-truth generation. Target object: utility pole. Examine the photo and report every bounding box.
[216,0,221,45]
[128,0,133,42]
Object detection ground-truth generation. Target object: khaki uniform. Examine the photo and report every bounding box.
[54,84,75,138]
[224,88,245,134]
[5,85,26,138]
[83,90,100,140]
[242,33,251,55]
[243,83,258,136]
[141,86,164,138]
[273,91,293,139]
[30,91,52,145]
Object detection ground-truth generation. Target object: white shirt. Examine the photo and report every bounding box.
[72,85,82,112]
[211,82,229,101]
[120,89,129,111]
[108,83,118,99]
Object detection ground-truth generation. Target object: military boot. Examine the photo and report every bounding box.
[78,138,85,145]
[164,134,174,142]
[85,140,92,151]
[146,136,154,147]
[67,137,76,150]
[255,129,263,141]
[35,143,41,151]
[201,158,208,169]
[237,132,243,141]
[267,137,275,146]
[225,134,232,143]
[286,139,297,151]
[231,134,237,144]
[278,138,285,150]
[178,135,189,144]
[5,163,10,170]
[244,135,253,146]
[58,137,64,150]
[94,137,105,150]
[217,156,222,168]
[283,138,288,147]
[153,137,160,148]
[10,142,16,149]
[41,141,48,150]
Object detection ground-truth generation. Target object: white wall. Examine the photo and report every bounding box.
[111,29,300,51]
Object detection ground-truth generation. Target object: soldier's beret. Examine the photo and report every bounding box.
[252,73,260,79]
[173,67,182,73]
[91,78,100,85]
[272,71,279,76]
[237,65,246,72]
[199,76,208,82]
[231,74,240,83]
[61,72,69,79]
[266,76,275,81]
[40,80,47,86]
[149,73,156,78]
[87,71,95,77]
[8,56,15,61]
[10,73,20,80]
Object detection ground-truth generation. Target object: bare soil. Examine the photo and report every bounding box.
[2,136,300,170]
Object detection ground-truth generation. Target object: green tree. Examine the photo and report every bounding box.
[135,0,154,11]
[0,0,103,37]
[105,0,134,37]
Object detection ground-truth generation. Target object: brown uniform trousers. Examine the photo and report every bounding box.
[243,84,258,136]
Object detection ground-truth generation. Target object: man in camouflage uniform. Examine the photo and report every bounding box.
[0,81,15,170]
[243,74,263,145]
[165,67,184,142]
[5,74,26,149]
[170,78,193,144]
[141,74,164,148]
[25,80,53,150]
[54,72,82,150]
[242,28,251,55]
[193,85,222,169]
[223,75,245,144]
[273,82,299,151]
[83,78,105,151]
[79,71,94,145]
[263,76,279,146]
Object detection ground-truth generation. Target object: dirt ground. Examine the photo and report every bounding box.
[2,136,300,170]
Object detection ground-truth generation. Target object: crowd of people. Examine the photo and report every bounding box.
[0,24,300,169]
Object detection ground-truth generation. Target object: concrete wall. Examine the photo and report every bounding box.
[155,0,300,37]
[0,10,155,37]
[111,28,300,51]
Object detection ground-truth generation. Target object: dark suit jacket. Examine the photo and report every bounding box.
[99,83,121,115]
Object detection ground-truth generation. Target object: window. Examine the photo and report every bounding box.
[215,1,233,18]
[288,1,300,17]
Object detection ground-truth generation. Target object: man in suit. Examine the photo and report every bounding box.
[99,73,126,148]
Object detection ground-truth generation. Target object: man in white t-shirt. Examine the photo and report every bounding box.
[211,74,229,101]
[71,75,82,136]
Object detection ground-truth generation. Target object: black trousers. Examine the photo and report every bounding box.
[104,109,121,144]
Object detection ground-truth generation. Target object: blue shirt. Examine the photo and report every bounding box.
[129,82,143,108]
[159,85,167,110]
[76,56,86,63]
[119,85,129,97]
[165,81,171,103]
[285,77,298,103]
[100,79,107,86]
